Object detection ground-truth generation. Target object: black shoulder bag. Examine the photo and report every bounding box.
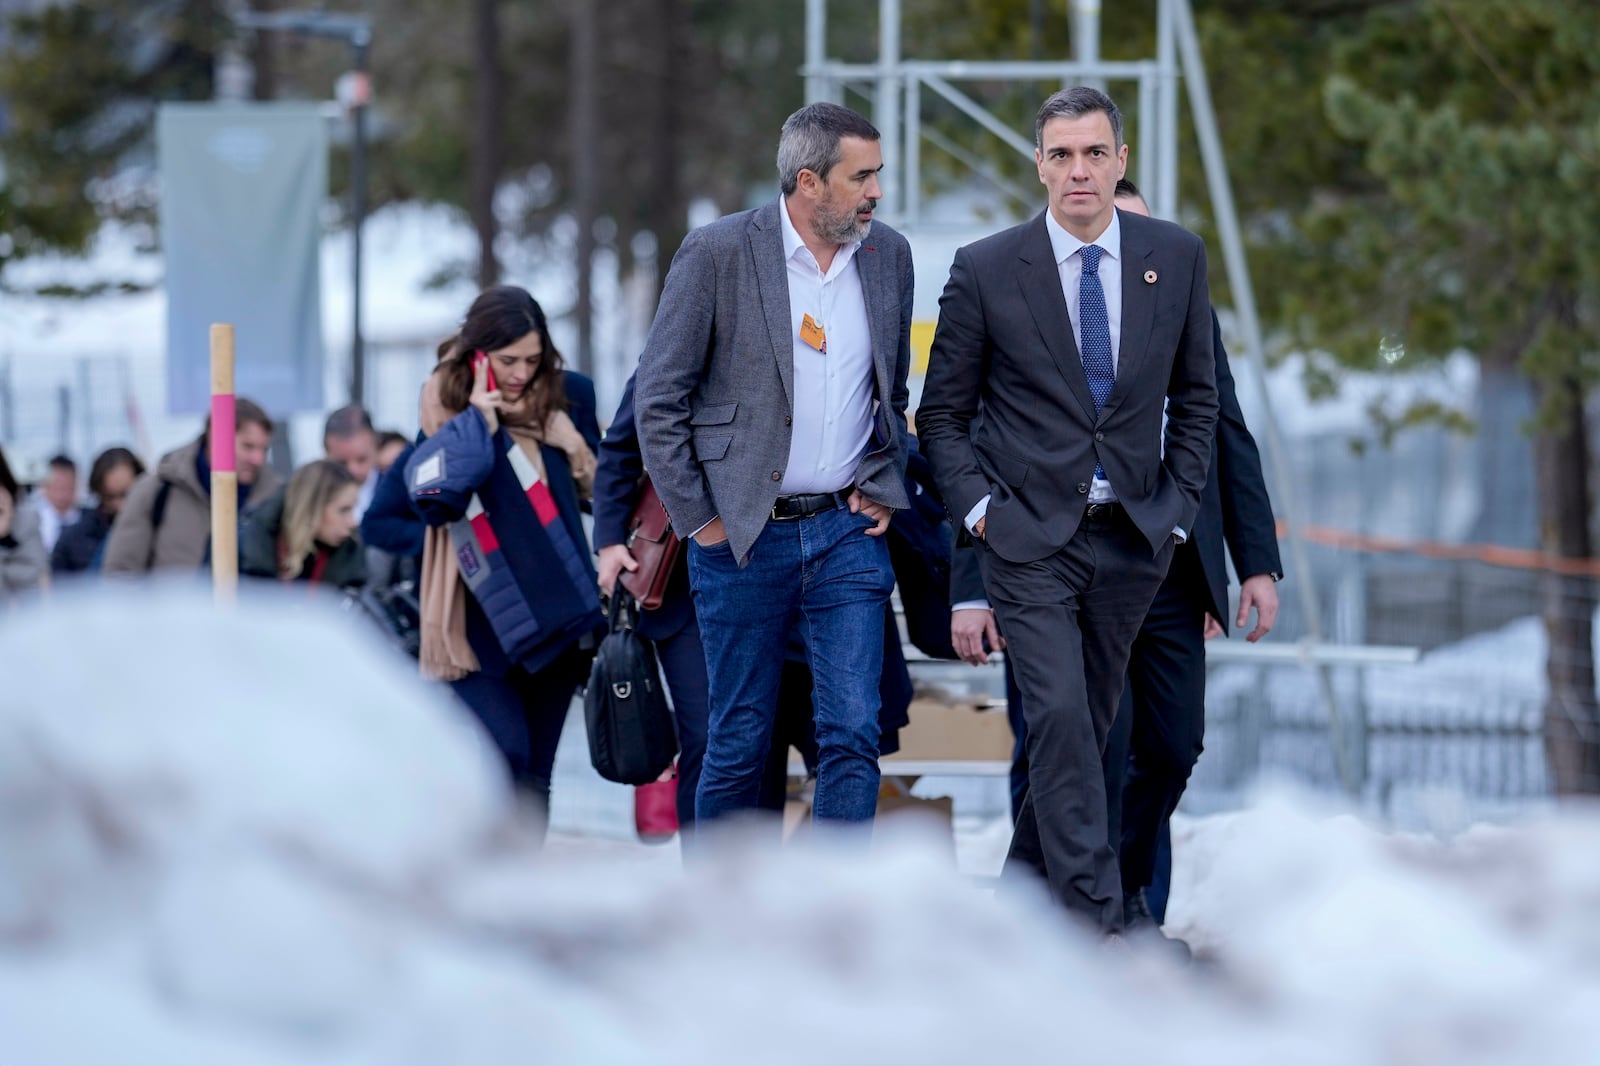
[584,591,678,785]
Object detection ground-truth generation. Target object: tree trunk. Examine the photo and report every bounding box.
[247,0,277,101]
[643,0,686,295]
[1535,290,1600,794]
[568,0,598,376]
[470,0,503,289]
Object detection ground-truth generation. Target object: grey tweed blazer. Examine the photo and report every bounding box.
[635,198,914,563]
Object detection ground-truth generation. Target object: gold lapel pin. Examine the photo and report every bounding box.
[1144,269,1158,284]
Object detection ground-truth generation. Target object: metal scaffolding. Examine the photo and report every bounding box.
[803,0,1392,795]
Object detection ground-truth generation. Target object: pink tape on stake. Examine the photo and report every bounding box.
[211,393,237,473]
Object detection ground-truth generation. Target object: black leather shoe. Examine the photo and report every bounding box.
[1123,890,1192,962]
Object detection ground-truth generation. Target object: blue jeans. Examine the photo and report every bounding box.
[688,504,894,824]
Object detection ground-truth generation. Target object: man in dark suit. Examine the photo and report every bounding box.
[948,179,1282,936]
[918,87,1219,935]
[636,103,914,826]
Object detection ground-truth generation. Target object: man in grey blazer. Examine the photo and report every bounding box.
[635,102,914,826]
[918,87,1219,935]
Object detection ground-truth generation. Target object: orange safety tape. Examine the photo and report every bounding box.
[1282,521,1600,578]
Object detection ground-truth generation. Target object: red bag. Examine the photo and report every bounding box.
[618,477,680,611]
[634,761,680,844]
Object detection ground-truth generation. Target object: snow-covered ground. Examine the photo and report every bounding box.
[4,586,1599,1064]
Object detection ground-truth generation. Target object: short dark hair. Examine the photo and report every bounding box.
[202,396,273,446]
[375,430,408,452]
[88,446,145,498]
[0,444,17,501]
[323,404,375,444]
[48,454,77,474]
[776,102,881,196]
[1114,178,1143,200]
[1035,86,1124,150]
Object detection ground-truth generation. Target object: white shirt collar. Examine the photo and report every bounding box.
[779,194,861,267]
[1045,206,1121,267]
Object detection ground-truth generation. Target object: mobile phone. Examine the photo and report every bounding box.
[472,349,499,391]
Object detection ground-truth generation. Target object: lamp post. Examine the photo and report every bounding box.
[233,10,373,407]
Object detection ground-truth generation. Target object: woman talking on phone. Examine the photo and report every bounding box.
[406,286,603,836]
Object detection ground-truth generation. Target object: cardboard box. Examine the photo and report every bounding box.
[884,690,1016,763]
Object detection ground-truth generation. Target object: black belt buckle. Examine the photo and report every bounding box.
[771,486,851,522]
[1083,501,1119,523]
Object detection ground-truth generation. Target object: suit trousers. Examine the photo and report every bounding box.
[1005,561,1199,922]
[979,505,1174,933]
[1107,550,1208,898]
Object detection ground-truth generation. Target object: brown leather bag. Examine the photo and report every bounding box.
[618,477,681,611]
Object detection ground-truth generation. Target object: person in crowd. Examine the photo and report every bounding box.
[240,458,366,589]
[596,370,915,836]
[103,398,280,574]
[635,102,914,827]
[31,454,81,553]
[324,404,379,522]
[949,183,1282,949]
[0,444,49,602]
[919,87,1218,938]
[405,285,603,839]
[374,431,410,476]
[52,446,146,574]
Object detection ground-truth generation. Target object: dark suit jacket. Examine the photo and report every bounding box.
[949,311,1281,634]
[636,199,915,563]
[1186,312,1281,633]
[918,209,1219,561]
[593,371,694,642]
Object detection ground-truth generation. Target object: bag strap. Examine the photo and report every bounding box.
[145,479,174,569]
[607,588,640,633]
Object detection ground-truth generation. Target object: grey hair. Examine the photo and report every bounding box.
[1035,86,1124,149]
[776,102,880,196]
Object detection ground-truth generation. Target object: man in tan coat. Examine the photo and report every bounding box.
[104,398,280,574]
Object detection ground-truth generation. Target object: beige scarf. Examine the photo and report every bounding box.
[416,370,596,681]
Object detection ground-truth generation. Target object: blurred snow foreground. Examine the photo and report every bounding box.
[3,587,1600,1065]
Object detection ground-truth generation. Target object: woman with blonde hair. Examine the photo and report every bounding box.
[404,285,604,836]
[240,459,365,588]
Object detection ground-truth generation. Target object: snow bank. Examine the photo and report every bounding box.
[3,586,1599,1064]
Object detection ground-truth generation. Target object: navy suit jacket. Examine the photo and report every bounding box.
[594,371,695,642]
[950,312,1280,634]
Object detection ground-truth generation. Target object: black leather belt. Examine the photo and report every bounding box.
[1082,501,1125,524]
[771,487,853,521]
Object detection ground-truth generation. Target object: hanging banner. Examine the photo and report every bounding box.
[159,103,326,416]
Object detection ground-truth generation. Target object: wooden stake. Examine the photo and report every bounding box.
[210,324,238,603]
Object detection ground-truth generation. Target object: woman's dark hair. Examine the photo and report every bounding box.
[437,285,568,429]
[88,446,146,500]
[0,444,17,501]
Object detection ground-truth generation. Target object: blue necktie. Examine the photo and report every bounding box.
[1078,243,1113,480]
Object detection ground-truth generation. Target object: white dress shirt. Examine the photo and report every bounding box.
[31,497,79,554]
[777,195,875,496]
[355,468,379,525]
